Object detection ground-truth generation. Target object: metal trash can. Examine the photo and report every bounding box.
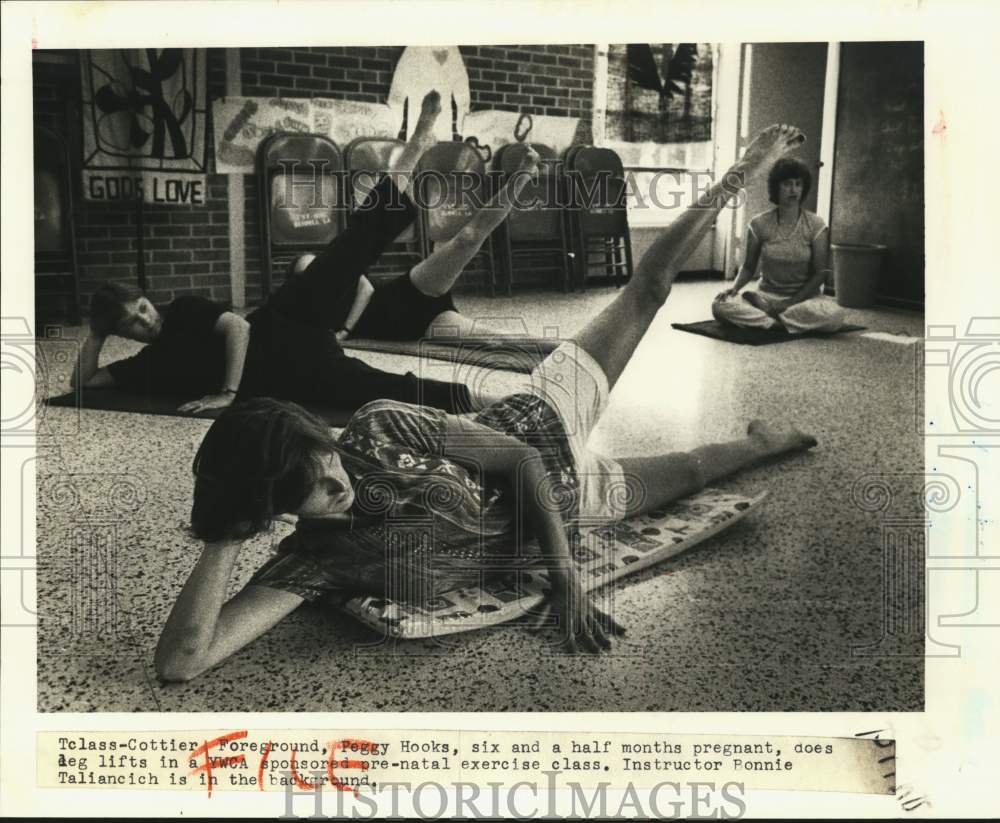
[831,243,887,308]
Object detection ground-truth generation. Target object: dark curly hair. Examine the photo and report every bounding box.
[89,281,145,338]
[191,398,340,542]
[767,158,813,205]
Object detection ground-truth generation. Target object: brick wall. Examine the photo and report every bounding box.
[33,49,231,315]
[238,44,594,118]
[239,45,594,295]
[463,45,594,120]
[33,45,595,320]
[240,47,402,101]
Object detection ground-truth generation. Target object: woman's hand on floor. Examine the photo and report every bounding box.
[177,392,236,414]
[537,568,626,654]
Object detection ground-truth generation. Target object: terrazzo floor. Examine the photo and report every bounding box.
[31,279,925,712]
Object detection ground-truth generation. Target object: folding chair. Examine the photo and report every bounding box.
[256,133,345,297]
[343,137,422,277]
[493,143,571,294]
[564,145,633,291]
[413,141,498,296]
[34,125,81,325]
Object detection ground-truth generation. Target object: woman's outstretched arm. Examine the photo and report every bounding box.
[70,333,117,389]
[719,227,763,298]
[440,415,622,654]
[155,538,303,682]
[177,312,252,413]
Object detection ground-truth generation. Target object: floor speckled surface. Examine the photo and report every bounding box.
[33,279,924,712]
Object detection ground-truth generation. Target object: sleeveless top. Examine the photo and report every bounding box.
[748,208,827,297]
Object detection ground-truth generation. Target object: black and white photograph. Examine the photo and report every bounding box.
[28,38,927,713]
[3,1,999,817]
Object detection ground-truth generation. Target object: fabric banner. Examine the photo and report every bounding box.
[80,49,208,206]
[605,43,714,149]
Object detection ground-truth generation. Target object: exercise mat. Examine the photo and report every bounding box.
[341,488,767,639]
[43,388,355,426]
[343,335,562,373]
[671,320,865,345]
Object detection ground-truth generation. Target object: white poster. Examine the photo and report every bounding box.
[213,96,397,173]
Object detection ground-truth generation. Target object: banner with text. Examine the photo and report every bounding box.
[80,49,208,206]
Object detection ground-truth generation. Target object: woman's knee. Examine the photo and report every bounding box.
[712,297,734,323]
[453,221,489,252]
[428,310,467,335]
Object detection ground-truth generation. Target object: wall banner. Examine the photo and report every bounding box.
[80,49,208,206]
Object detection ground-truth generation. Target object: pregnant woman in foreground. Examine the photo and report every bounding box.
[155,125,818,681]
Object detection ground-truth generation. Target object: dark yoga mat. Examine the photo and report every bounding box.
[671,320,865,346]
[343,335,562,373]
[44,389,356,426]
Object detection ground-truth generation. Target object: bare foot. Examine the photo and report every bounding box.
[740,124,806,178]
[391,91,444,192]
[516,145,541,179]
[747,419,818,455]
[417,90,442,130]
[502,146,541,207]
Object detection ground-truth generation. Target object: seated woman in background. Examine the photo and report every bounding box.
[71,92,534,416]
[155,124,819,681]
[712,157,846,333]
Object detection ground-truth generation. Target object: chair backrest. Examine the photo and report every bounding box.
[257,133,345,249]
[562,144,586,175]
[344,137,414,243]
[256,132,345,294]
[34,124,82,323]
[565,145,628,234]
[494,143,563,242]
[566,146,625,179]
[34,126,71,257]
[415,141,489,244]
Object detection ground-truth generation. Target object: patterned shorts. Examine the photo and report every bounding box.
[523,342,628,523]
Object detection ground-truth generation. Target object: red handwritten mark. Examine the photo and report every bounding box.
[326,738,376,797]
[193,732,378,797]
[190,730,248,798]
[288,748,317,791]
[257,740,273,791]
[932,110,947,136]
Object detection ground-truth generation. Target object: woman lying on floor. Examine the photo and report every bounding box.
[712,157,846,333]
[155,124,818,681]
[71,91,532,416]
[284,240,475,343]
[284,102,537,345]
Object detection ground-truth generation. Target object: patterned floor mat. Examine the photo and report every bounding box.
[341,488,768,638]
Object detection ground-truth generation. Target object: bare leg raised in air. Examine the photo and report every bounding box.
[409,147,542,298]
